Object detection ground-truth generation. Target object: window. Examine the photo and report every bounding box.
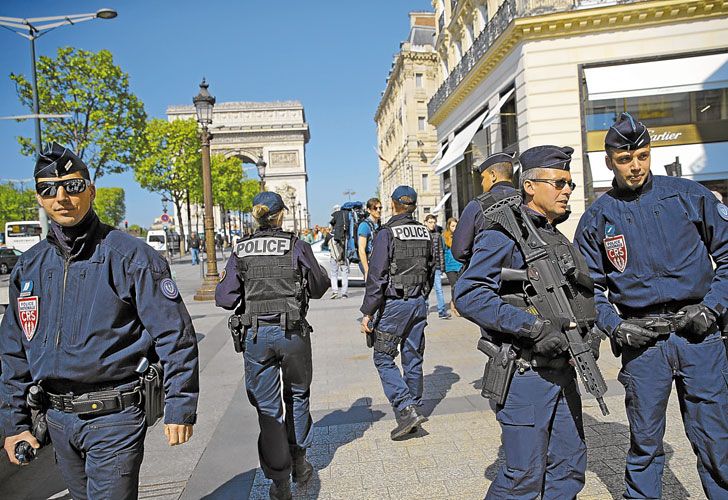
[423,207,431,214]
[422,173,430,192]
[500,88,518,152]
[415,73,423,88]
[418,116,426,131]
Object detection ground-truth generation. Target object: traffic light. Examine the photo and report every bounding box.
[124,220,128,229]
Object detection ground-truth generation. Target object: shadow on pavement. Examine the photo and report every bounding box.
[481,412,689,498]
[420,364,460,417]
[200,469,257,500]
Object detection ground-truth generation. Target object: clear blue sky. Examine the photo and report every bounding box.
[0,0,432,227]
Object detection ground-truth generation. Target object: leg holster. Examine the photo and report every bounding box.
[373,330,400,358]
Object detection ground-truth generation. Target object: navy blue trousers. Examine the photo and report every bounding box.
[619,331,728,499]
[244,325,313,480]
[486,367,587,500]
[372,296,427,412]
[46,404,146,500]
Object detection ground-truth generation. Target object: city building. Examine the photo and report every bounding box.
[429,0,728,236]
[375,12,443,221]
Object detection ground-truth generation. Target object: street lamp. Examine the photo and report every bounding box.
[192,78,219,301]
[0,9,118,238]
[161,195,170,214]
[297,202,302,231]
[256,155,267,191]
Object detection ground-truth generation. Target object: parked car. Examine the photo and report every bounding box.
[0,247,22,274]
[310,238,364,284]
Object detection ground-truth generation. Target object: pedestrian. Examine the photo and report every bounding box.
[357,197,381,279]
[442,217,463,316]
[451,152,518,264]
[574,113,728,499]
[189,231,201,265]
[215,232,224,254]
[424,214,450,319]
[328,204,349,299]
[0,142,199,499]
[455,145,588,499]
[360,185,434,440]
[215,191,330,500]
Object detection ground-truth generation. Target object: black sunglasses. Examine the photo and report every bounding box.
[529,179,576,191]
[36,178,91,197]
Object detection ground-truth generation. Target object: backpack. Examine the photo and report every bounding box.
[331,210,349,243]
[341,201,367,263]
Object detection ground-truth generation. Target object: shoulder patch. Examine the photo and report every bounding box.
[717,203,728,221]
[235,236,291,257]
[605,224,616,237]
[20,280,33,297]
[391,224,430,241]
[160,278,179,300]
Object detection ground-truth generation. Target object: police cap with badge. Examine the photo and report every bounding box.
[392,185,418,205]
[34,142,91,197]
[605,112,650,151]
[519,145,573,171]
[474,151,518,174]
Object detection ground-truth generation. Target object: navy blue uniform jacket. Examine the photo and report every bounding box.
[0,217,199,436]
[360,214,435,316]
[451,182,517,264]
[215,236,330,311]
[574,174,728,335]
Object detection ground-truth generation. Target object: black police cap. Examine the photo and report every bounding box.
[519,145,573,171]
[34,142,90,179]
[605,112,650,151]
[474,152,518,173]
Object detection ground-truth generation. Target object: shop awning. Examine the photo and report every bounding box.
[431,192,451,214]
[588,142,728,188]
[584,53,728,100]
[433,89,515,175]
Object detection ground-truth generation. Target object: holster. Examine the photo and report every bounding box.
[140,363,164,427]
[477,339,518,405]
[373,329,400,358]
[228,314,246,353]
[27,385,51,447]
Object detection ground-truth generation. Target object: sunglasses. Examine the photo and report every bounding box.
[371,206,382,211]
[36,178,91,197]
[529,179,576,191]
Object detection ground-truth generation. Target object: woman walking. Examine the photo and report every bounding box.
[442,217,463,316]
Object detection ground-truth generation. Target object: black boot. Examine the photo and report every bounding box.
[290,447,314,485]
[390,405,427,440]
[269,478,292,500]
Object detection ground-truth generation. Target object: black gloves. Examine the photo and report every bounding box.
[529,318,569,358]
[615,322,659,348]
[675,304,717,339]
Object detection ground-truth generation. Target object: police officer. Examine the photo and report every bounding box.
[451,151,518,264]
[574,113,728,499]
[360,186,434,440]
[215,192,329,500]
[0,143,199,499]
[455,146,588,499]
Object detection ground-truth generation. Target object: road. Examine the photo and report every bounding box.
[1,253,707,499]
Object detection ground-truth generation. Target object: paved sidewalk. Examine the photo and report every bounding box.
[1,254,709,499]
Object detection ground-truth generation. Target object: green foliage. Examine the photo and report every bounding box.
[127,224,147,237]
[10,47,147,181]
[211,154,259,212]
[0,184,37,230]
[94,187,126,227]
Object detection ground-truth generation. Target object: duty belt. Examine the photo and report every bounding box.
[48,387,142,415]
[619,300,698,318]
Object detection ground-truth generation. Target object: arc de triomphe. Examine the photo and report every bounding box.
[167,100,310,233]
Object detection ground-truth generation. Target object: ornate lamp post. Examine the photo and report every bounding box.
[297,202,302,232]
[256,155,267,191]
[192,79,219,300]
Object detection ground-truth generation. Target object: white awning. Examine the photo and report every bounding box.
[588,141,728,188]
[431,192,451,214]
[434,88,515,175]
[584,53,728,100]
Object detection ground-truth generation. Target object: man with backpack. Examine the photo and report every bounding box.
[357,198,381,279]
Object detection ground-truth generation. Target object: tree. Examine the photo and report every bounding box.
[10,47,147,181]
[210,154,259,238]
[94,187,125,227]
[0,183,36,230]
[135,118,201,253]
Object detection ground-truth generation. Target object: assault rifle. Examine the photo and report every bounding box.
[484,195,610,416]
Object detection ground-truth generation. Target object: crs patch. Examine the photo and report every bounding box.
[160,278,179,300]
[235,237,291,257]
[391,225,430,241]
[17,296,39,341]
[718,203,728,221]
[603,234,628,272]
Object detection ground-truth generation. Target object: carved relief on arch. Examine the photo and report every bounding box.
[223,149,261,164]
[270,150,299,167]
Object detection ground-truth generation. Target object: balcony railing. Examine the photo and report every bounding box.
[428,0,638,118]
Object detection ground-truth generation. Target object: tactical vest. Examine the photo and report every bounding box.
[476,189,516,232]
[235,229,305,329]
[385,217,431,297]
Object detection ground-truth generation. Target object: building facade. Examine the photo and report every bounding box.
[375,12,443,221]
[429,0,728,237]
[167,101,310,234]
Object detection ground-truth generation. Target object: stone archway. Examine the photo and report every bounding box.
[167,100,310,232]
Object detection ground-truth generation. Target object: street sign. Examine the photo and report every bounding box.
[160,213,171,223]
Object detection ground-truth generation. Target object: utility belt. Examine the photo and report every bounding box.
[228,313,311,354]
[47,386,142,415]
[619,300,698,319]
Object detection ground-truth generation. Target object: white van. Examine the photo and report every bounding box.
[146,230,167,252]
